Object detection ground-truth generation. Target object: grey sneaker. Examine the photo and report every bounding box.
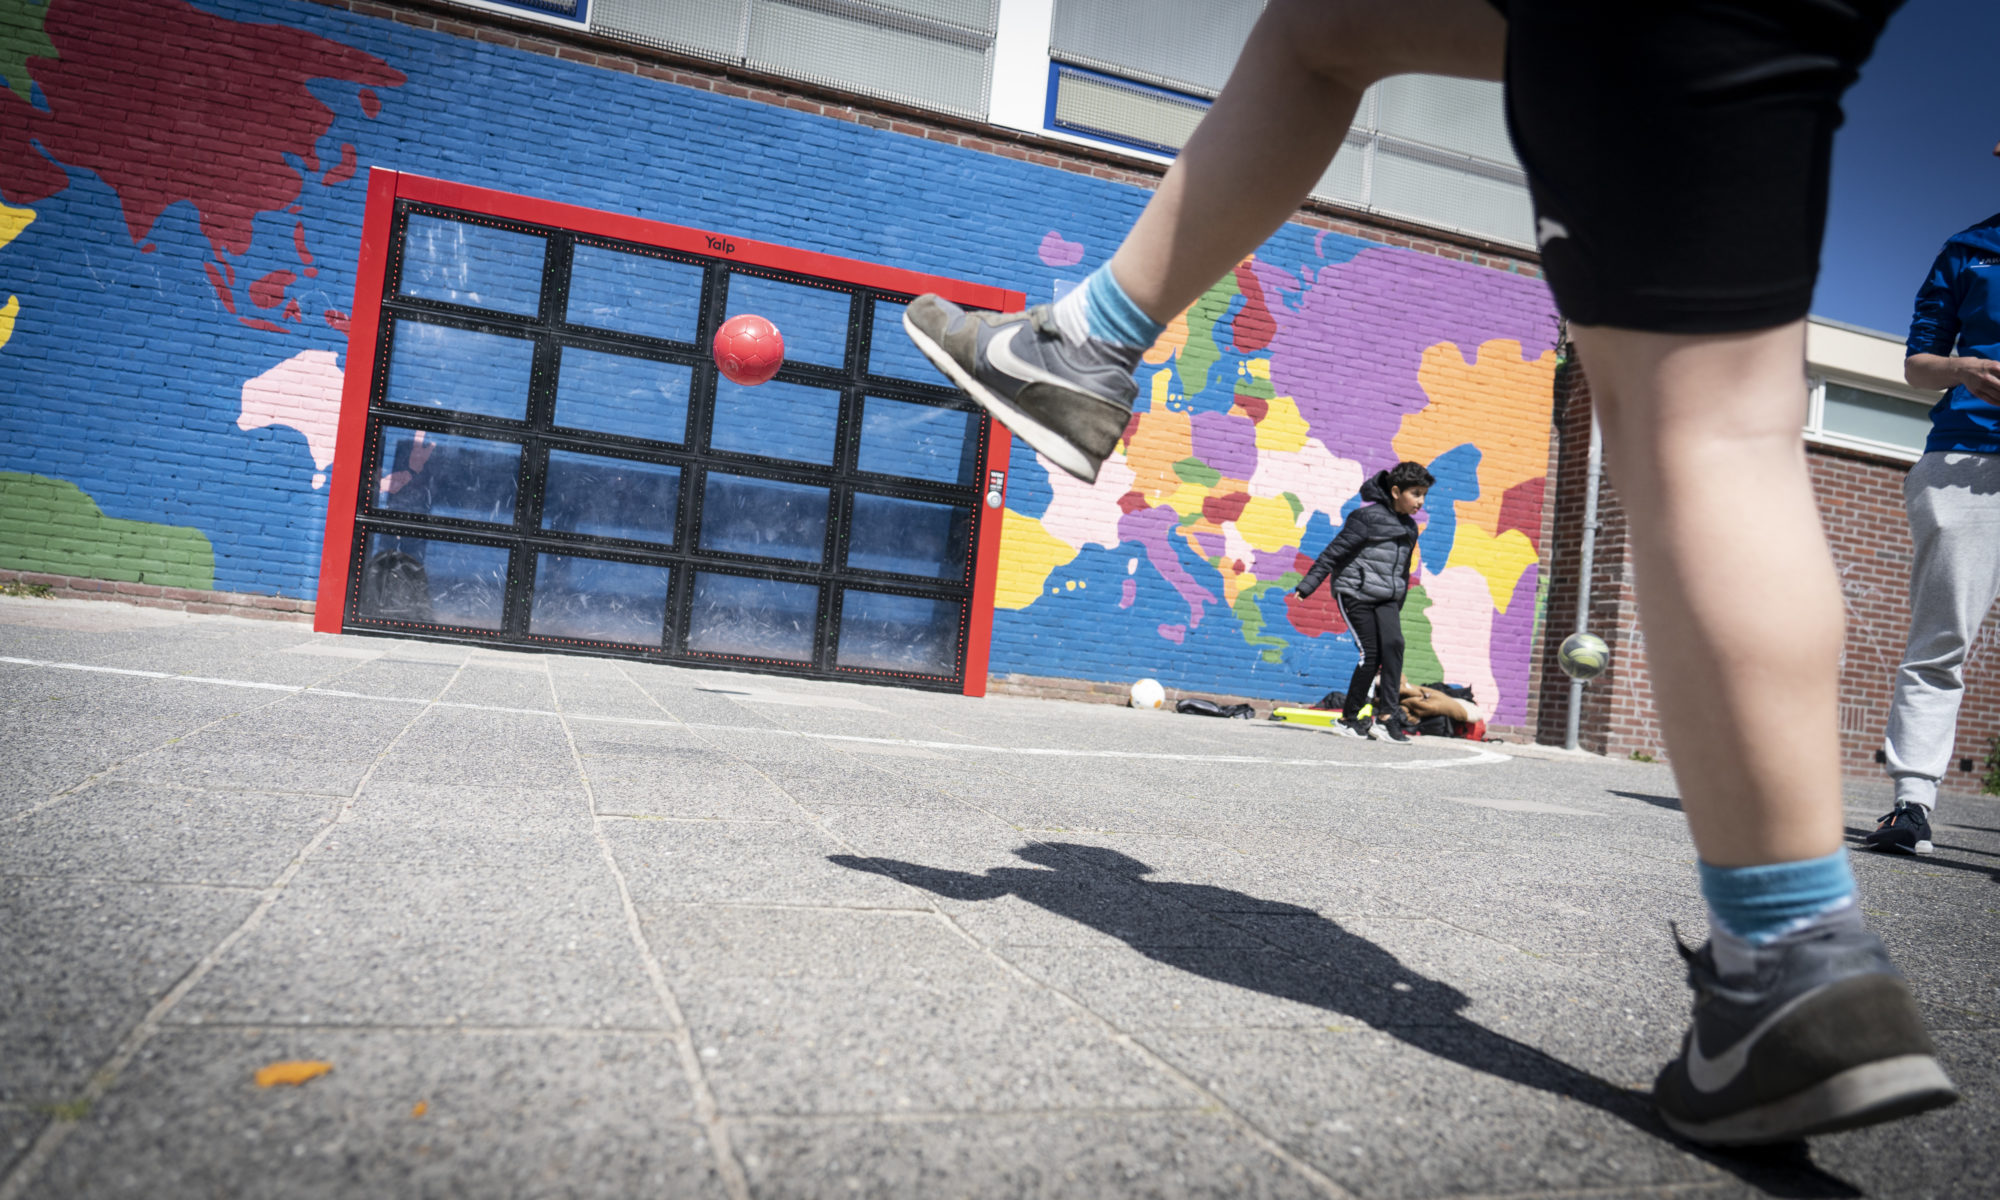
[903,295,1139,483]
[1653,908,1957,1145]
[1332,716,1372,739]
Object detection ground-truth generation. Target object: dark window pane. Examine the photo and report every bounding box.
[846,493,971,579]
[529,553,671,646]
[867,299,951,386]
[384,320,535,421]
[837,589,960,676]
[698,473,828,563]
[374,427,521,525]
[566,244,705,342]
[552,347,693,444]
[398,214,545,315]
[541,451,680,545]
[356,532,508,630]
[709,377,840,465]
[856,395,980,485]
[723,273,851,370]
[687,572,818,662]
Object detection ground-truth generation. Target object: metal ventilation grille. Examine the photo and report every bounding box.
[590,0,999,120]
[1049,66,1206,155]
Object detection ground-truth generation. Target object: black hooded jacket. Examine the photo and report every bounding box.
[1296,471,1419,605]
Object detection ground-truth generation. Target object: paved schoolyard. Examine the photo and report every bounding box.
[0,596,1994,1200]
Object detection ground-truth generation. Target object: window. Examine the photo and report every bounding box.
[589,0,1000,119]
[1044,0,1532,246]
[1805,377,1934,459]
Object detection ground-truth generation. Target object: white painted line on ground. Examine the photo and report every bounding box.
[1451,796,1606,816]
[0,655,1506,770]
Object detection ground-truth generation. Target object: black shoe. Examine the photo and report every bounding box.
[1332,716,1372,739]
[1377,719,1412,744]
[903,296,1139,483]
[1862,802,1933,855]
[1653,909,1957,1146]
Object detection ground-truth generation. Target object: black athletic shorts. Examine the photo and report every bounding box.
[1488,0,1900,333]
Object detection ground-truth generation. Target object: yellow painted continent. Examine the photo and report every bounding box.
[0,201,32,354]
[1395,338,1557,534]
[993,509,1081,610]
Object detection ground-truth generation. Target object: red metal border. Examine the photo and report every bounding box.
[959,409,1016,698]
[313,166,401,633]
[313,171,1022,694]
[392,174,1014,310]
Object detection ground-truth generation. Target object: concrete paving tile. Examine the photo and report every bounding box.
[588,770,803,821]
[366,707,581,788]
[0,1107,44,1178]
[733,1112,1320,1200]
[350,781,594,827]
[310,656,463,699]
[0,879,257,1105]
[647,908,1181,1116]
[101,694,423,795]
[1,782,334,887]
[760,763,968,813]
[442,662,556,709]
[307,809,602,881]
[549,662,666,720]
[0,684,278,814]
[607,818,913,908]
[30,1027,722,1200]
[176,874,663,1029]
[1143,1026,1737,1200]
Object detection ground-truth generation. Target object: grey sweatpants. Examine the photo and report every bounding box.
[1883,450,2000,809]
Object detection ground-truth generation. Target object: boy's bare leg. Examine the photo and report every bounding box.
[1570,321,1845,867]
[1107,0,1505,322]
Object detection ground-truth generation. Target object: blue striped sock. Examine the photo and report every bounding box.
[1697,849,1857,945]
[1053,265,1165,350]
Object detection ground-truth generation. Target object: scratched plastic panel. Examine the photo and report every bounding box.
[528,553,671,646]
[697,472,829,563]
[384,319,536,421]
[723,273,852,370]
[399,214,546,315]
[836,588,960,676]
[356,532,509,631]
[566,244,705,343]
[552,347,694,444]
[541,450,680,546]
[866,299,952,387]
[855,395,980,486]
[709,377,841,465]
[686,572,819,662]
[845,492,971,580]
[373,427,521,525]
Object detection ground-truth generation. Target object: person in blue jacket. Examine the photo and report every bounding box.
[1868,179,2000,856]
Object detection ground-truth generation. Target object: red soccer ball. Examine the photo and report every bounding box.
[712,314,785,386]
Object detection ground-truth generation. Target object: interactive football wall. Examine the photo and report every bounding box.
[314,172,1018,695]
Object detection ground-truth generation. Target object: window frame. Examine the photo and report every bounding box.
[1804,370,1935,463]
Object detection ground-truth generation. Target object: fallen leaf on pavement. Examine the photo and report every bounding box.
[254,1061,333,1087]
[411,1101,428,1118]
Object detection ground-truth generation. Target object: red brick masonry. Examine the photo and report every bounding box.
[0,569,315,622]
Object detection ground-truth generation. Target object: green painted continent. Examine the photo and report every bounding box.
[0,473,214,589]
[0,0,57,104]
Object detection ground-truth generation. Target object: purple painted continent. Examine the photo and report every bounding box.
[1121,505,1216,628]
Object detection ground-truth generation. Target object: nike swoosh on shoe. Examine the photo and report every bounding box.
[1683,985,1829,1093]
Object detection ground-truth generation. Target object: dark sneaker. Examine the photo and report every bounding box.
[1862,802,1933,855]
[903,296,1139,483]
[1377,719,1412,744]
[1333,716,1373,739]
[1653,909,1957,1146]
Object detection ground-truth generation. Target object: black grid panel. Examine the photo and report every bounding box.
[341,201,995,692]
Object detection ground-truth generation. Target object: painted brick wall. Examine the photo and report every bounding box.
[0,0,1561,715]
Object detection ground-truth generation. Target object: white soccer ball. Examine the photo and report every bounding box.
[1129,678,1166,709]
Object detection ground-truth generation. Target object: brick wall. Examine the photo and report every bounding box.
[1537,367,1998,789]
[0,0,1566,721]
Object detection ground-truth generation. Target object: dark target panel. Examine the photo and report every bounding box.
[315,172,1018,695]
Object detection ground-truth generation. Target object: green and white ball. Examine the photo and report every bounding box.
[1558,632,1610,681]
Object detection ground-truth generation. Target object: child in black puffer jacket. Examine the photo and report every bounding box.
[1294,460,1434,742]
